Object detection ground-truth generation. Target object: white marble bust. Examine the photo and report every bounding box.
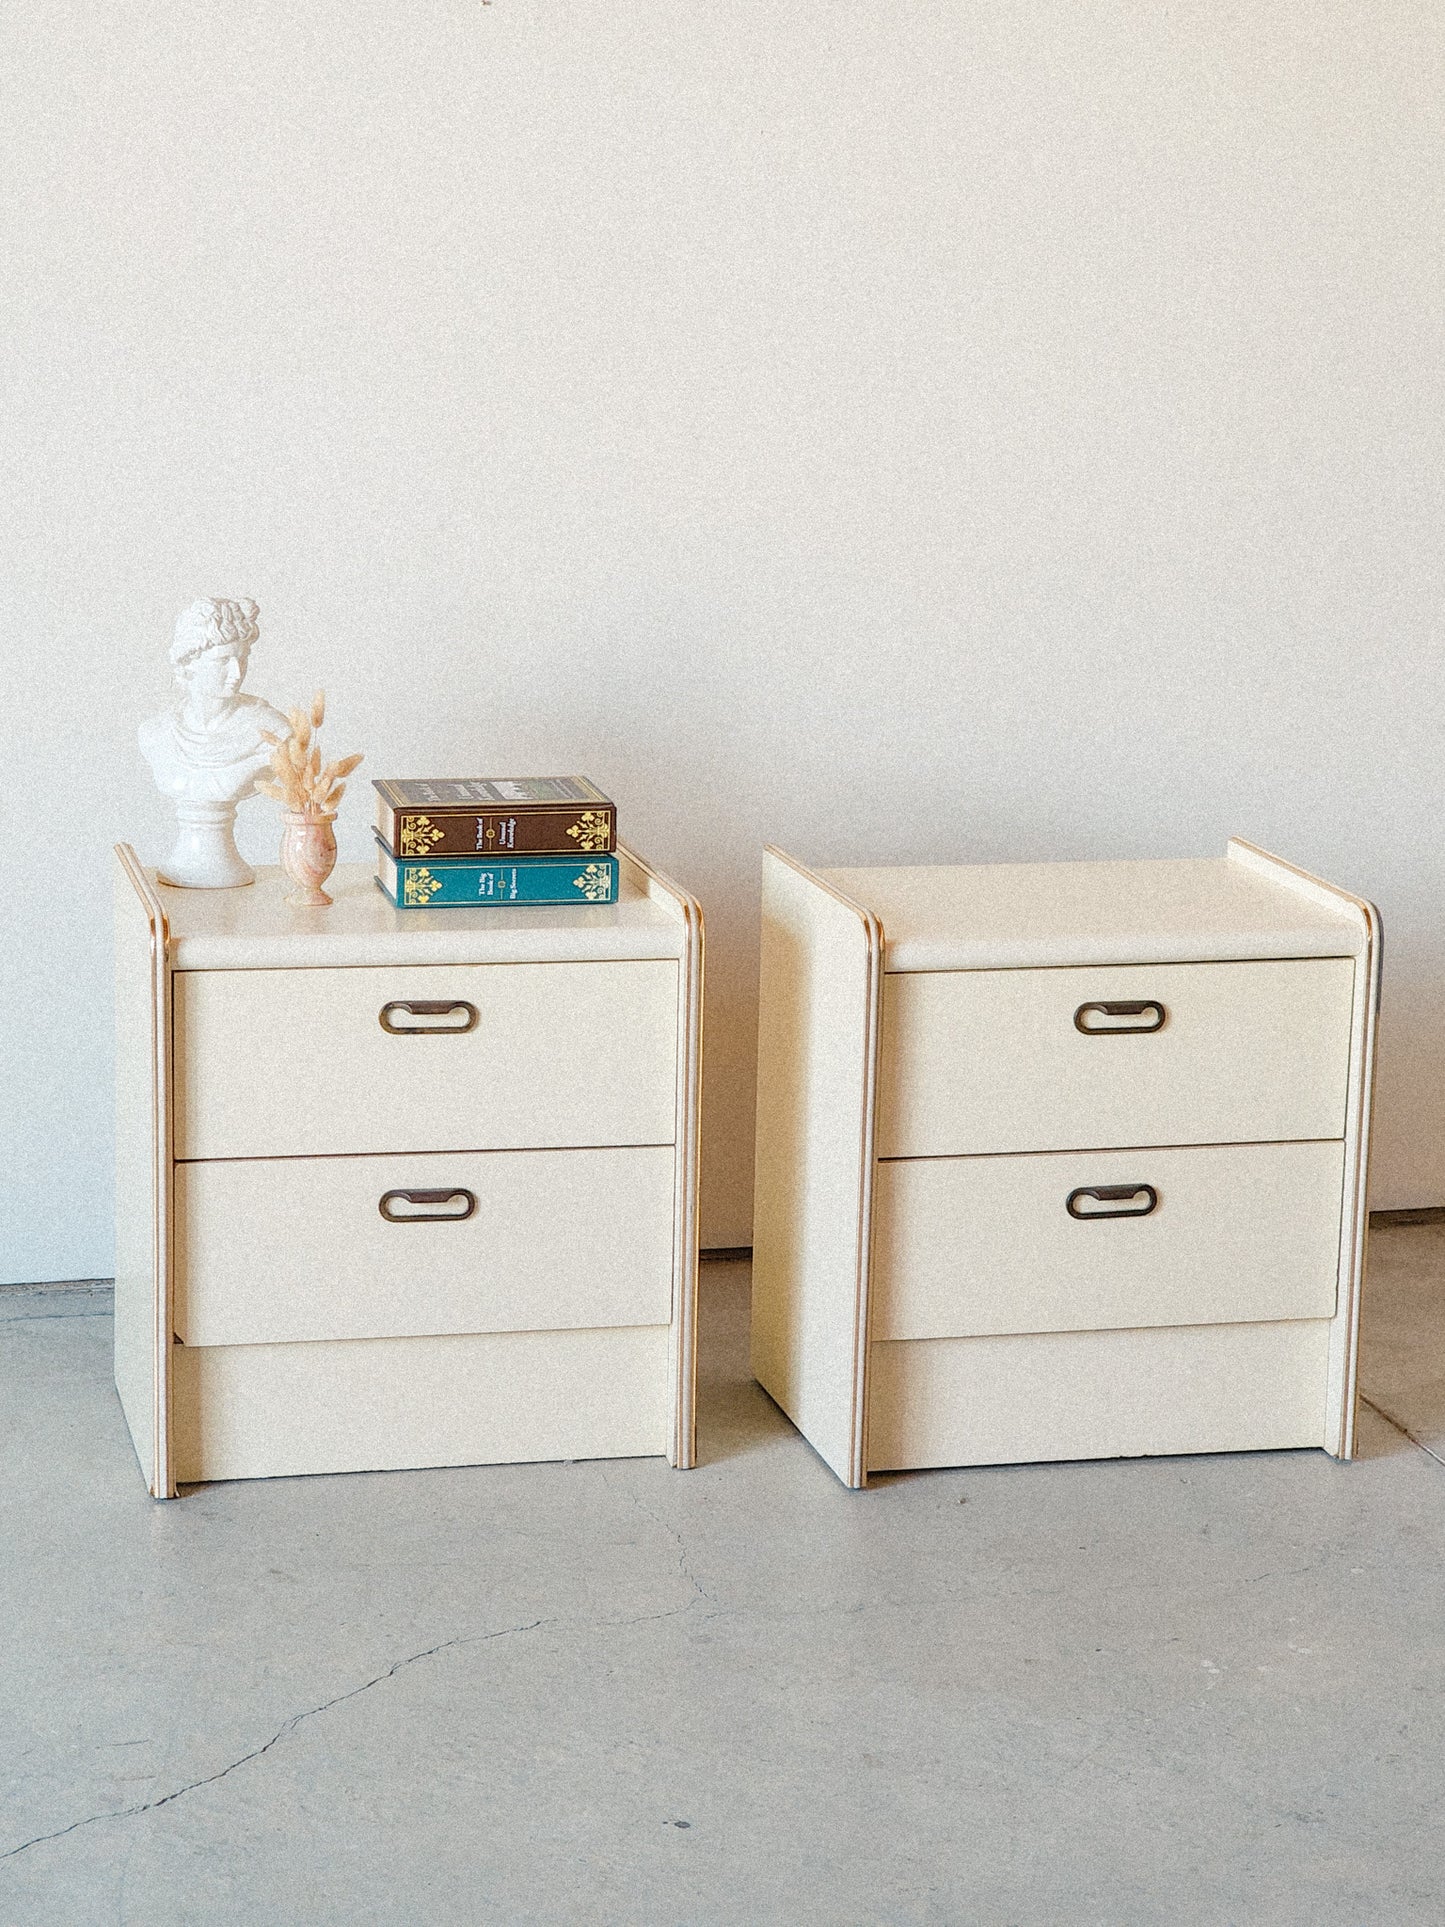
[139,598,289,888]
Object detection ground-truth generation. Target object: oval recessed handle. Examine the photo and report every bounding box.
[1066,1184,1159,1221]
[378,1188,478,1223]
[379,1000,479,1035]
[1074,1000,1166,1035]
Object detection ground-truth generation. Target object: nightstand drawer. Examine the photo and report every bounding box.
[173,1326,673,1482]
[174,959,679,1159]
[871,1140,1344,1340]
[176,1144,676,1346]
[877,957,1354,1157]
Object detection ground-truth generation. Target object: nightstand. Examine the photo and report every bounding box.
[751,841,1379,1487]
[113,844,701,1495]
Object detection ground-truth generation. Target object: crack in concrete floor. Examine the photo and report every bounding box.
[602,1467,721,1610]
[1,1619,552,1863]
[2,1507,732,1869]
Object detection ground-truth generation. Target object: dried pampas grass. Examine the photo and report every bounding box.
[258,690,364,816]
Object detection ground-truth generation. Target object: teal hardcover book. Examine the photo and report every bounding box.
[375,844,619,908]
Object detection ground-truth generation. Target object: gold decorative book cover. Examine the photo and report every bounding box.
[373,777,616,859]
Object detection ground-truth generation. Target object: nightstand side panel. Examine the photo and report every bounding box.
[113,849,174,1497]
[751,852,882,1487]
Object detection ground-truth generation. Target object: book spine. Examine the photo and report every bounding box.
[377,855,621,908]
[376,800,616,859]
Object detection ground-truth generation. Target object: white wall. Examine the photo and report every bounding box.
[2,0,1442,1283]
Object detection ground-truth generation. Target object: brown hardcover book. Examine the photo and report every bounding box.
[372,777,617,859]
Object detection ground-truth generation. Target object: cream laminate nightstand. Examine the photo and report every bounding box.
[114,845,701,1496]
[751,841,1379,1488]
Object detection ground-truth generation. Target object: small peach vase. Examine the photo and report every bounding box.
[280,809,338,907]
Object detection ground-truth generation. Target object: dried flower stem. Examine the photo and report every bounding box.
[257,689,363,816]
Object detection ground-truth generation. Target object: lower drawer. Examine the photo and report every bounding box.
[870,1139,1344,1340]
[175,1144,675,1346]
[867,1320,1331,1472]
[173,1325,672,1482]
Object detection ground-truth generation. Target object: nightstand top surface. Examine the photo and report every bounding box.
[150,856,690,969]
[817,852,1367,971]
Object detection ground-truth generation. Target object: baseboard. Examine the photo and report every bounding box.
[0,1276,114,1295]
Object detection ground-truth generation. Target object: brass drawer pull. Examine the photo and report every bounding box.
[379,999,479,1035]
[378,1188,478,1223]
[1066,1184,1159,1221]
[1074,1000,1166,1035]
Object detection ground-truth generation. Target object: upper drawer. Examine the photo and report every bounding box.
[877,957,1354,1157]
[174,959,678,1160]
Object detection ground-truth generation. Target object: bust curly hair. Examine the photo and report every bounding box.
[169,597,261,669]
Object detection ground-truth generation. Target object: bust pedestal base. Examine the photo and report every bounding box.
[158,799,254,890]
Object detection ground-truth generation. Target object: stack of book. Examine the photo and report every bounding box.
[373,777,620,908]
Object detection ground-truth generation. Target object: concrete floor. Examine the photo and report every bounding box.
[2,1234,1444,1926]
